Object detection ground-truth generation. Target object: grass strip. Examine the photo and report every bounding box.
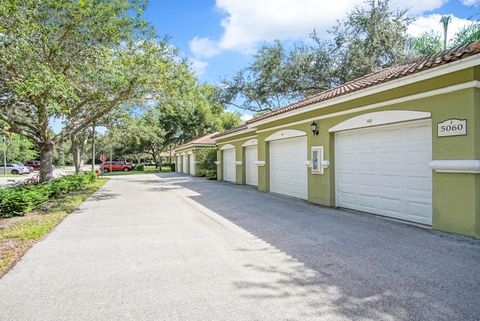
[0,178,108,277]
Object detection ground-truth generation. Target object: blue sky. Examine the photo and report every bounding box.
[143,1,251,84]
[143,0,480,88]
[50,0,480,132]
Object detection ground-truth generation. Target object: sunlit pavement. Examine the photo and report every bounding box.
[0,173,479,321]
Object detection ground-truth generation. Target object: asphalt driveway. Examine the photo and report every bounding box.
[1,173,479,321]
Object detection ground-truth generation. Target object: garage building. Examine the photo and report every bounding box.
[213,41,480,238]
[174,132,218,176]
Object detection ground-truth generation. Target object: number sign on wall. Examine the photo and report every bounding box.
[437,119,467,137]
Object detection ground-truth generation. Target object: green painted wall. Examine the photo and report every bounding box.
[216,149,223,181]
[174,145,214,176]
[216,137,257,185]
[212,66,480,238]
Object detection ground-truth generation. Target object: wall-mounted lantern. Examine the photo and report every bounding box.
[311,121,319,136]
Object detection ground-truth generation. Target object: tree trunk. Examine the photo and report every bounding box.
[71,136,81,174]
[152,151,158,169]
[71,132,88,174]
[39,142,55,182]
[79,135,87,171]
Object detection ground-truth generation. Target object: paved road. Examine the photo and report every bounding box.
[1,173,479,321]
[0,167,97,188]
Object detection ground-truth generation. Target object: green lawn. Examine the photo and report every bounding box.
[100,166,172,176]
[0,178,109,277]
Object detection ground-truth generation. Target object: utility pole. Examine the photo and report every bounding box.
[91,121,96,172]
[110,147,113,173]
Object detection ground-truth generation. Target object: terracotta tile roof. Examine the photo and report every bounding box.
[214,41,480,138]
[211,125,249,139]
[174,132,219,151]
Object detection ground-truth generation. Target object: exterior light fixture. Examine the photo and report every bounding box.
[311,121,319,136]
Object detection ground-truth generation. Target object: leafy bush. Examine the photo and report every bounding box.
[135,163,145,171]
[195,147,217,178]
[0,189,35,217]
[0,173,96,218]
[204,170,217,180]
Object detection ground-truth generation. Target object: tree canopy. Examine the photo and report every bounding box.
[220,0,412,113]
[0,0,184,180]
[220,1,480,114]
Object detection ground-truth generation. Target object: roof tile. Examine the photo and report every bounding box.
[213,41,480,139]
[174,132,219,151]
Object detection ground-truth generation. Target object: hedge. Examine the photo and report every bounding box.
[0,172,96,218]
[195,147,217,179]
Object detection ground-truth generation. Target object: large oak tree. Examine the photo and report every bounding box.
[0,0,177,181]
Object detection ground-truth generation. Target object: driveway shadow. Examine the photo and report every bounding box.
[84,189,120,202]
[158,173,480,321]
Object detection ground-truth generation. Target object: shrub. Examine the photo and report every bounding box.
[195,147,217,178]
[135,163,145,171]
[0,189,35,218]
[204,170,217,180]
[0,173,96,218]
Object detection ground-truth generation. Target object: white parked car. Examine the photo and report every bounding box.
[0,162,30,175]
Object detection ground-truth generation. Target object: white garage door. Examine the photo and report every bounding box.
[189,154,195,176]
[223,148,236,183]
[335,119,432,225]
[270,136,308,199]
[245,145,258,186]
[182,155,187,174]
[177,156,181,172]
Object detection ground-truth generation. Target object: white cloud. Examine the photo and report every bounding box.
[191,59,208,76]
[460,0,480,6]
[189,36,220,58]
[390,0,447,14]
[215,0,449,51]
[240,114,253,122]
[408,14,474,41]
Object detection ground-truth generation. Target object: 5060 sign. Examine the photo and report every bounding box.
[437,119,467,137]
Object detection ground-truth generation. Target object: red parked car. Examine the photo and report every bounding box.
[100,161,134,172]
[24,160,41,171]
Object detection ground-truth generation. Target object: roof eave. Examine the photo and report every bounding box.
[246,53,480,128]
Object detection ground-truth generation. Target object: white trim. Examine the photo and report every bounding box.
[193,144,216,147]
[429,160,480,173]
[216,135,257,145]
[174,143,215,152]
[187,151,193,155]
[256,81,480,134]
[241,138,258,147]
[251,56,480,127]
[311,146,327,174]
[329,110,431,132]
[215,129,257,141]
[254,161,265,166]
[235,161,243,166]
[214,161,221,165]
[265,129,307,142]
[220,144,235,150]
